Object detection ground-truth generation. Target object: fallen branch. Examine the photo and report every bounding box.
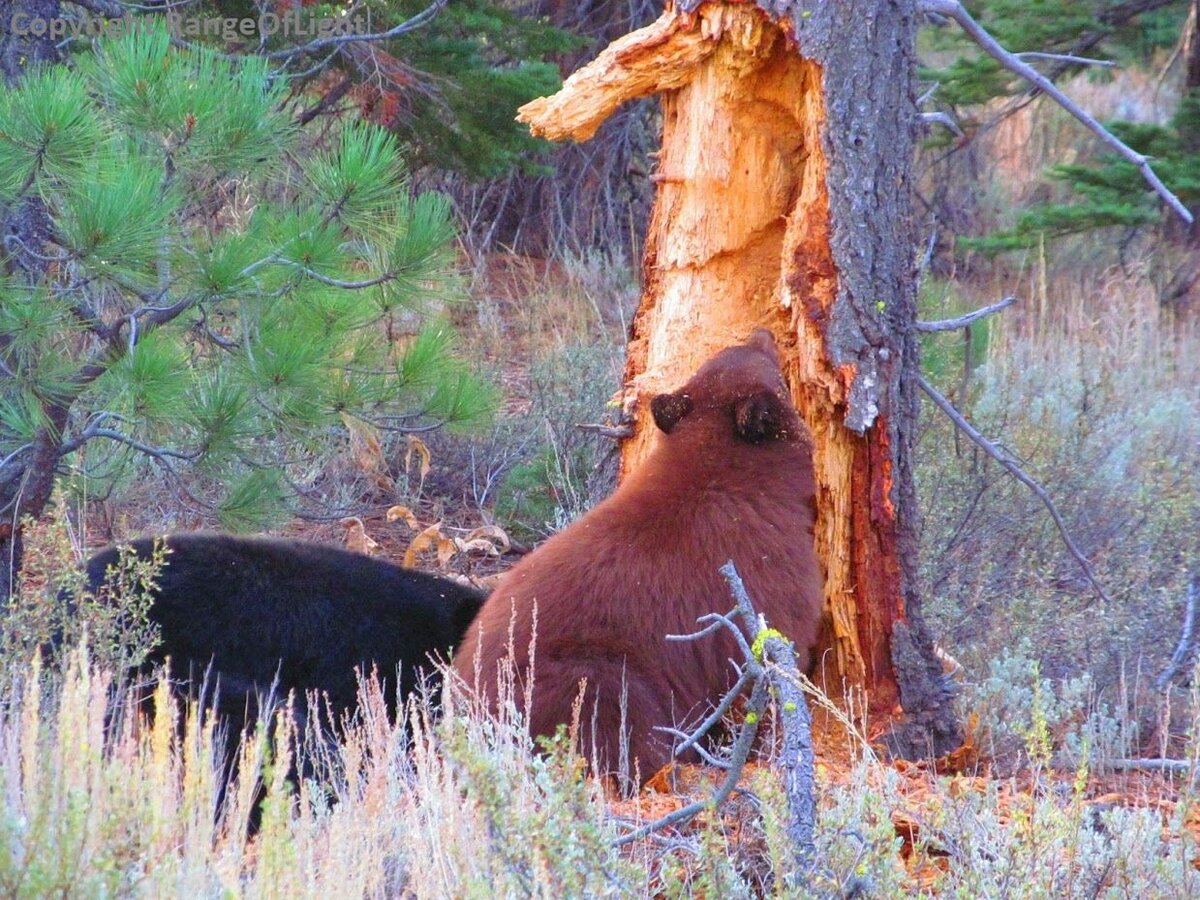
[921,0,1193,225]
[721,561,817,871]
[915,296,1017,332]
[917,375,1112,606]
[1156,572,1200,692]
[614,561,817,877]
[1104,757,1192,773]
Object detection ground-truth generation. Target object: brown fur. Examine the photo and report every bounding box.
[452,330,824,779]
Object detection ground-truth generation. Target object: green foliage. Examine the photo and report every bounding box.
[492,344,617,539]
[2,510,163,676]
[920,1,1195,249]
[0,23,494,530]
[921,1,1184,108]
[383,0,582,177]
[971,91,1200,252]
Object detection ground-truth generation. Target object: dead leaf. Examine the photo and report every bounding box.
[385,504,420,530]
[436,537,458,568]
[456,538,503,557]
[473,573,504,592]
[404,435,432,489]
[462,524,511,554]
[340,517,379,556]
[403,521,442,568]
[341,412,394,491]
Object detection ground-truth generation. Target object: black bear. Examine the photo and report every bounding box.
[81,533,486,742]
[453,330,825,781]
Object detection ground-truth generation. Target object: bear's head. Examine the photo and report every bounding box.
[649,329,800,445]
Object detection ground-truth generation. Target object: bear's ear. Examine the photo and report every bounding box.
[650,391,694,434]
[734,390,790,444]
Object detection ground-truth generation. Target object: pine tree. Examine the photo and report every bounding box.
[0,23,495,598]
[921,0,1194,259]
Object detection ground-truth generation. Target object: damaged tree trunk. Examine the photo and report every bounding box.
[519,0,959,756]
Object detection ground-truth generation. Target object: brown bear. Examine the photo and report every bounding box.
[453,329,824,780]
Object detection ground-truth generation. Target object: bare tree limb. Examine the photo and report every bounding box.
[920,111,964,137]
[575,422,634,440]
[921,0,1194,225]
[616,563,817,878]
[1104,757,1192,772]
[720,561,817,871]
[917,374,1113,605]
[1015,51,1116,68]
[264,0,448,63]
[1156,572,1200,691]
[915,296,1017,332]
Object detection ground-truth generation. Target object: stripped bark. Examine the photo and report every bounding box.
[518,1,959,756]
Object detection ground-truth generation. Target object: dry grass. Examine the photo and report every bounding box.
[0,637,1197,898]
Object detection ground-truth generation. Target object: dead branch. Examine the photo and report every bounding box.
[1104,757,1193,773]
[615,561,817,877]
[920,111,964,138]
[721,560,817,871]
[614,677,768,847]
[917,374,1113,606]
[922,0,1194,225]
[1156,572,1200,692]
[575,422,635,440]
[264,0,448,63]
[1015,51,1116,68]
[517,8,717,143]
[915,296,1017,332]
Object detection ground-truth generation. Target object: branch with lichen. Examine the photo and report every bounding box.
[613,561,816,874]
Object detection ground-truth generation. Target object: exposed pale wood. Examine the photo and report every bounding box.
[517,7,718,143]
[514,0,958,742]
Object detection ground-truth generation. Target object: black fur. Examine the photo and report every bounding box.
[82,533,486,729]
[650,391,694,434]
[734,389,790,443]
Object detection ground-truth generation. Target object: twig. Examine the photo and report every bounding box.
[1156,573,1200,691]
[264,0,447,62]
[721,561,817,870]
[614,678,768,847]
[920,111,964,138]
[575,422,634,440]
[1104,757,1192,773]
[1015,51,1116,68]
[915,296,1018,332]
[654,726,733,769]
[656,666,755,756]
[616,563,818,878]
[921,0,1193,225]
[917,374,1112,605]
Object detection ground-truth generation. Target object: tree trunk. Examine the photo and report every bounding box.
[0,0,64,85]
[519,0,959,756]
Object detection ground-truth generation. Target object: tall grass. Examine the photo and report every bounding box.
[0,644,1197,897]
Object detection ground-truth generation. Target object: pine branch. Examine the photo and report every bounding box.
[921,0,1193,225]
[917,374,1113,605]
